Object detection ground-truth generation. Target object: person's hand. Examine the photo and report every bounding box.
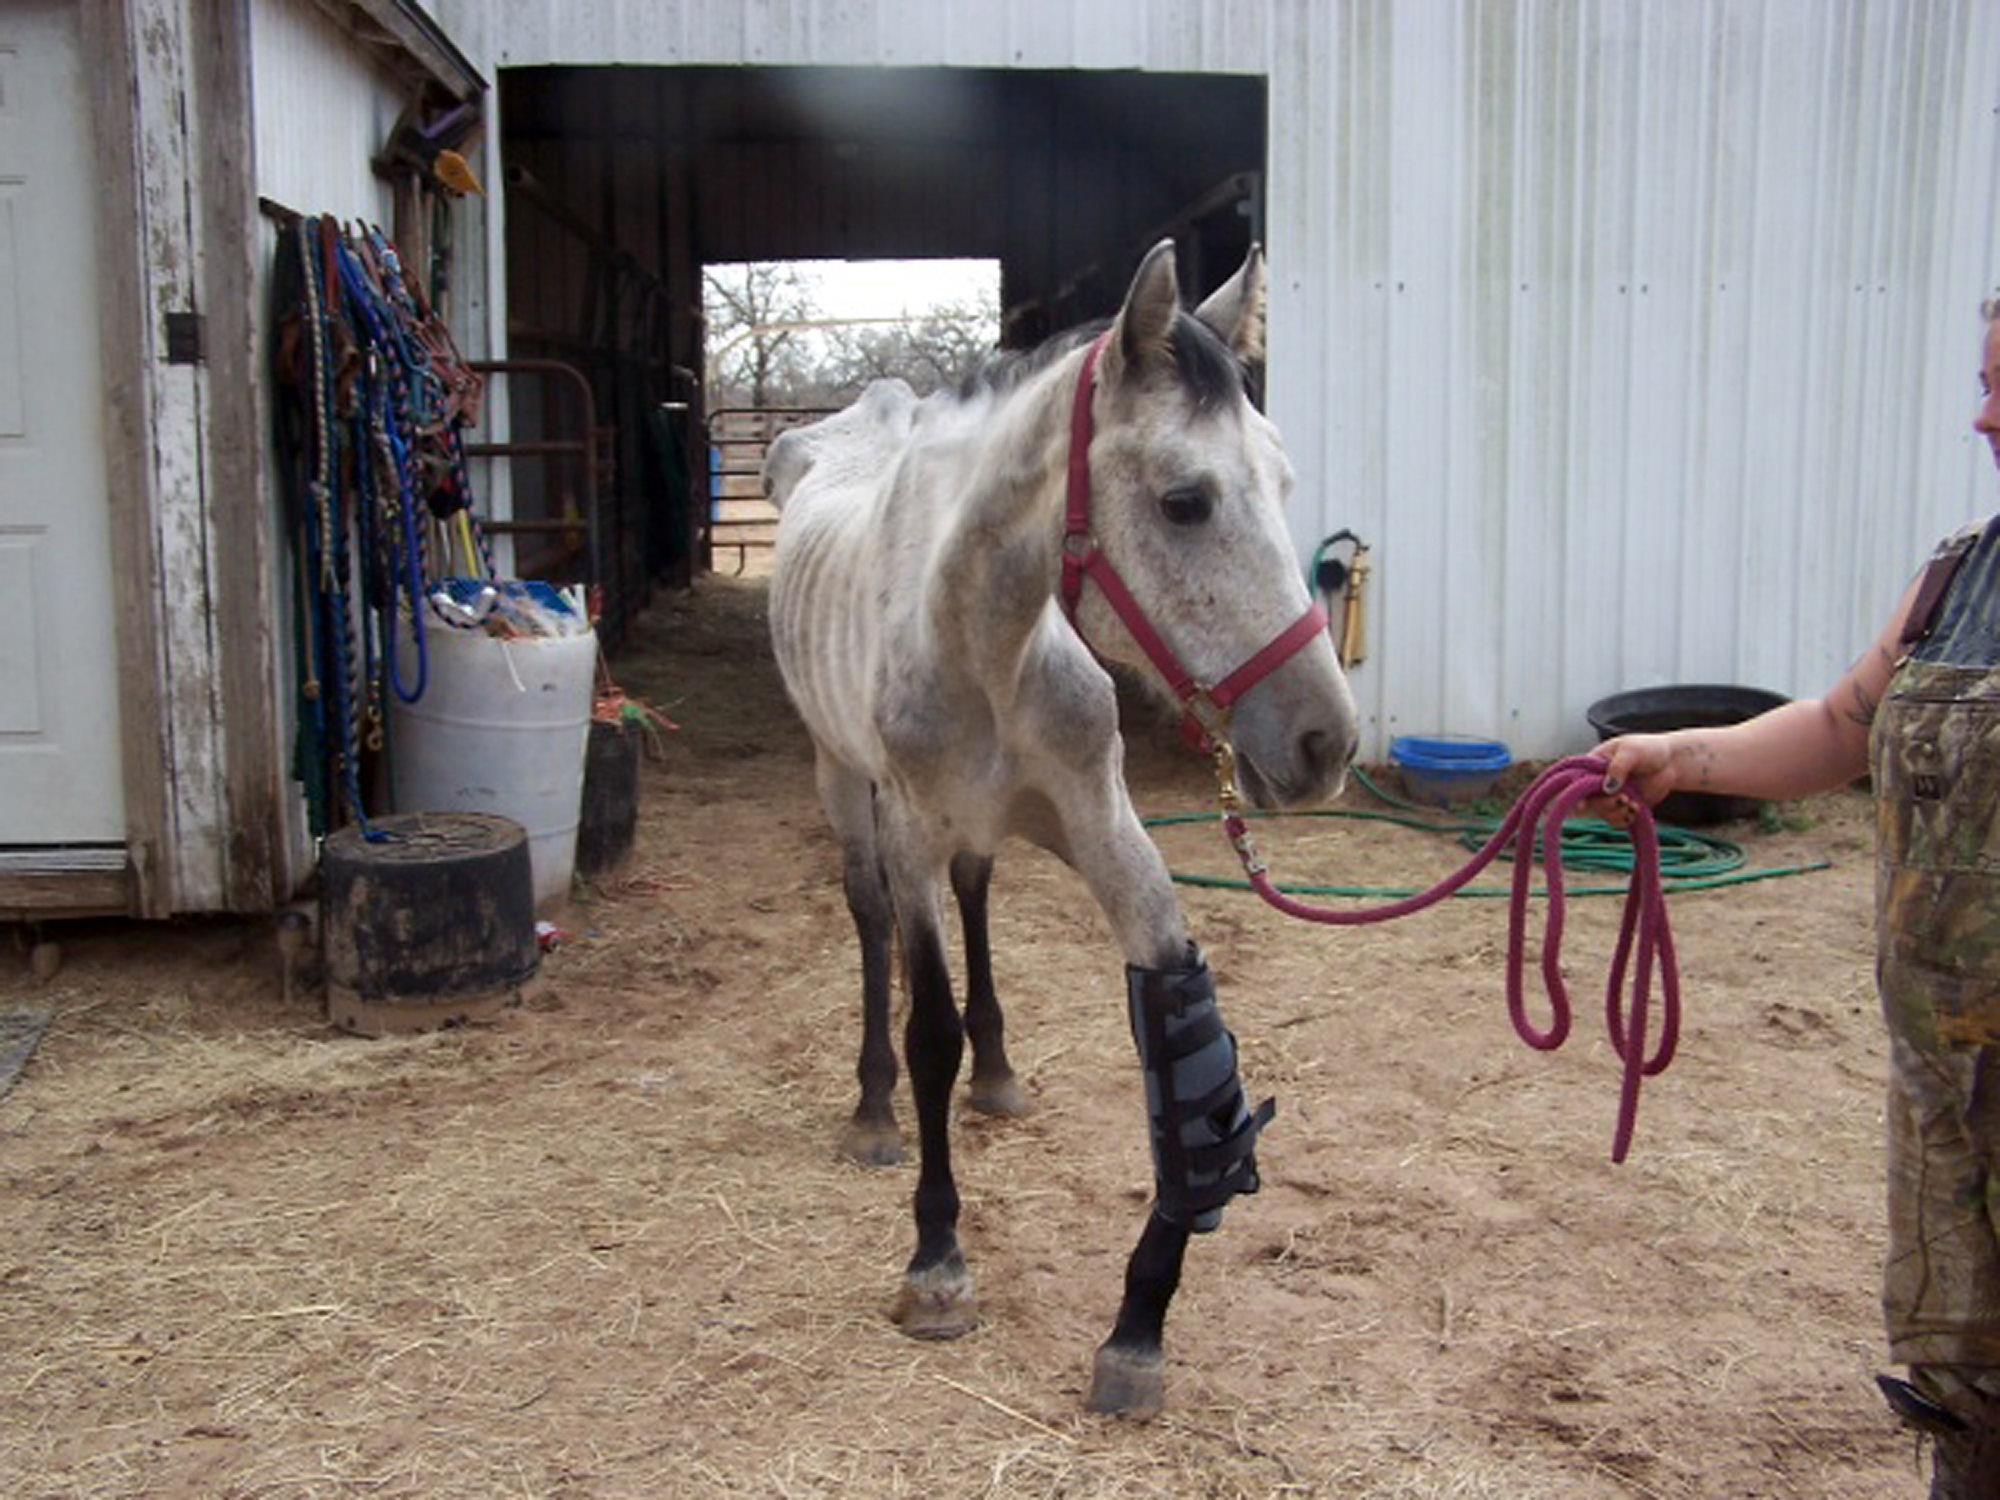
[1584,733,1678,828]
[1597,733,1679,802]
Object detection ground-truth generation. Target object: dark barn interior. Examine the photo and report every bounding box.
[492,64,1267,636]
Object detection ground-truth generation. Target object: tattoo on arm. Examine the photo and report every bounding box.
[1690,736,1714,790]
[1841,645,1893,728]
[1846,682,1879,729]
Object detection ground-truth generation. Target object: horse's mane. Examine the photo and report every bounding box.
[955,311,1247,411]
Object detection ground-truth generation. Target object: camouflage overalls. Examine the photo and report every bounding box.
[1871,518,2000,1465]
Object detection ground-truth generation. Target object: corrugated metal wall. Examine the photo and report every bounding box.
[250,0,408,220]
[1278,0,2000,758]
[456,0,1274,73]
[434,0,2000,760]
[245,0,411,902]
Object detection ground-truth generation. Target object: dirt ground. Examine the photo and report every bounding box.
[0,573,1937,1497]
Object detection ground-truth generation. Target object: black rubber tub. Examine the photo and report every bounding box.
[1585,684,1789,826]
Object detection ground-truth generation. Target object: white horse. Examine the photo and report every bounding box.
[766,240,1357,1417]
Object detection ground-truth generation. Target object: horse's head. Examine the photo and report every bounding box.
[1069,240,1357,809]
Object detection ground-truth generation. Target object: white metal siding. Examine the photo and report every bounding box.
[435,0,2000,760]
[244,1,406,903]
[1278,0,2000,759]
[453,0,1271,73]
[250,0,408,221]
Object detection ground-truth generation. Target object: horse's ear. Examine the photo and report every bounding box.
[1193,245,1267,368]
[1108,239,1181,378]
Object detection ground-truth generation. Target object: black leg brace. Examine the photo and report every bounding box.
[1126,945,1275,1232]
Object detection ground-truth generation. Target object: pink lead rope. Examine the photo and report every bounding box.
[1219,755,1680,1163]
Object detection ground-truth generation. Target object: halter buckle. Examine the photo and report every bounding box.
[1210,739,1244,814]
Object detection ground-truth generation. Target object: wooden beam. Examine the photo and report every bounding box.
[80,0,173,920]
[197,0,285,912]
[307,0,484,101]
[0,849,134,920]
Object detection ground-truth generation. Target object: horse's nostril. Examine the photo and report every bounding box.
[1300,727,1353,782]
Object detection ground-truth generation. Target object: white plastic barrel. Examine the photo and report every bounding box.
[390,619,598,911]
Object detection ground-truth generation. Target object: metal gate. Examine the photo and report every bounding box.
[702,406,830,575]
[464,358,602,590]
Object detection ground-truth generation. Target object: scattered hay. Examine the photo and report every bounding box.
[0,579,1909,1496]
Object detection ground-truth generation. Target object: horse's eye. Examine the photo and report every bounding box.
[1160,487,1212,527]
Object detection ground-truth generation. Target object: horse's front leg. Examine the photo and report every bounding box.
[888,895,978,1339]
[1088,1208,1188,1415]
[1090,943,1272,1416]
[950,852,1028,1118]
[1064,802,1270,1419]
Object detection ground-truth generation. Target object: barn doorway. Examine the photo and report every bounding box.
[496,64,1267,632]
[700,255,1001,575]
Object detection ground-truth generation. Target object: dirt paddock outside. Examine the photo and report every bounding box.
[0,574,1932,1496]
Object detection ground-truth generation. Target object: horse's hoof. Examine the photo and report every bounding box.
[841,1118,903,1167]
[891,1260,978,1340]
[1086,1342,1165,1419]
[967,1073,1030,1117]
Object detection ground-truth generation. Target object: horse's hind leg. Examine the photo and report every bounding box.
[890,908,978,1339]
[839,840,902,1164]
[819,760,901,1165]
[949,852,1028,1118]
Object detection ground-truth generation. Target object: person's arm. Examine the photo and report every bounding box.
[1598,573,1923,806]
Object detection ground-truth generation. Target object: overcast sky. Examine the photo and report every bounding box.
[786,258,997,320]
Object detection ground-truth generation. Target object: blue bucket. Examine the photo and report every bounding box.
[1389,735,1513,806]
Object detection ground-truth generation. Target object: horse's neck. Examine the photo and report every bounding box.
[926,357,1081,679]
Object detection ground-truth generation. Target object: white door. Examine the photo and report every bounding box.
[0,0,124,843]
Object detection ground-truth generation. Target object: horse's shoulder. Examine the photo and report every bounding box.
[1019,619,1119,744]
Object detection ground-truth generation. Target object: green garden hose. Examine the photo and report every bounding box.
[1145,765,1830,900]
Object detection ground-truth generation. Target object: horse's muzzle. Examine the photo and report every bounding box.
[1234,722,1355,810]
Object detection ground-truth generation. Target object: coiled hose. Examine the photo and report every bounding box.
[1146,764,1829,899]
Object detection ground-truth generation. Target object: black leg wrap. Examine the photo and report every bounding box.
[1126,945,1275,1233]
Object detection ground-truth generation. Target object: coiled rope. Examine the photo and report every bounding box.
[1195,754,1751,1163]
[1150,766,1828,898]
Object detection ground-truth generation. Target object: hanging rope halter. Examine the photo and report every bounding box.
[279,214,493,841]
[1058,332,1681,1163]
